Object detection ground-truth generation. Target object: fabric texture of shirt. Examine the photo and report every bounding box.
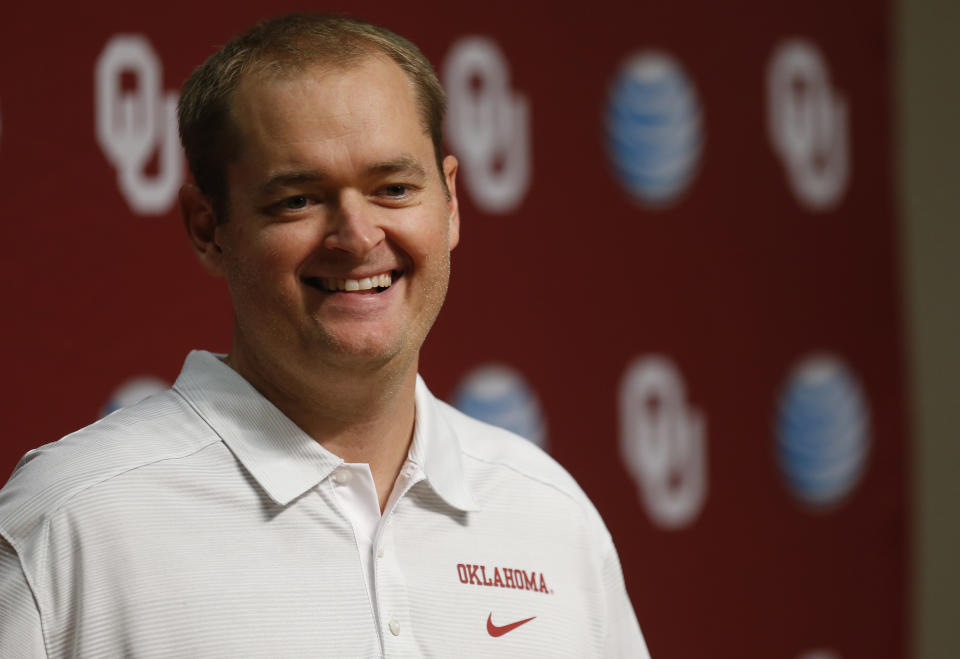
[0,350,650,658]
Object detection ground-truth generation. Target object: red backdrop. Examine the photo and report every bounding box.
[0,2,907,657]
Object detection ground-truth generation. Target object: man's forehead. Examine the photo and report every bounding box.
[235,53,411,104]
[229,55,421,133]
[220,53,438,191]
[226,54,428,157]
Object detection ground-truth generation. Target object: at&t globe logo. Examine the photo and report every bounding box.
[452,364,547,450]
[100,376,169,418]
[605,51,704,207]
[776,355,870,507]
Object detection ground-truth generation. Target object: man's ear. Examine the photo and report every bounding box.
[443,155,460,251]
[179,184,225,276]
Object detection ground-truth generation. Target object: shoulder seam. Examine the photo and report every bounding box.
[45,436,223,519]
[14,436,223,612]
[1,416,223,548]
[12,389,220,533]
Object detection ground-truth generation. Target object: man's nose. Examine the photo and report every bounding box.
[322,191,385,256]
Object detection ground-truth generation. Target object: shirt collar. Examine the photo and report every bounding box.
[173,350,342,506]
[172,351,478,512]
[410,375,480,512]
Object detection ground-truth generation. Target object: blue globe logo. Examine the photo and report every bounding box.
[776,356,870,507]
[100,376,169,418]
[452,364,548,450]
[605,51,704,206]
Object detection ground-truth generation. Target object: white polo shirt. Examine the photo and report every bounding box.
[0,351,649,658]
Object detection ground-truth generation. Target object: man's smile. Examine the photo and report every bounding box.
[301,270,402,294]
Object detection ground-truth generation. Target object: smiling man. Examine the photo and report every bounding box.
[0,14,650,658]
[178,44,460,509]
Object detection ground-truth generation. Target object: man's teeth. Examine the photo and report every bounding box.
[320,272,393,292]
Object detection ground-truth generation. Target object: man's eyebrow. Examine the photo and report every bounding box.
[258,170,327,196]
[257,157,428,196]
[365,156,427,179]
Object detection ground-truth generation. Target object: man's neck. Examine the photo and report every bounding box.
[224,344,418,512]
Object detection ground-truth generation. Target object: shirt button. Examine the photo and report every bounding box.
[332,469,352,485]
[377,546,384,558]
[389,618,401,636]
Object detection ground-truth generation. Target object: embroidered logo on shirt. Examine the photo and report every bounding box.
[456,563,553,594]
[487,613,536,637]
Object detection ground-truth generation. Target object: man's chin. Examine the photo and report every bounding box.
[310,331,410,371]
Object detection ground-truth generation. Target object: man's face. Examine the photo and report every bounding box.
[213,55,459,374]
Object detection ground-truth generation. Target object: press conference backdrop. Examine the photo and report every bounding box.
[0,2,908,658]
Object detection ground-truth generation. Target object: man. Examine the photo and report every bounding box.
[0,14,649,658]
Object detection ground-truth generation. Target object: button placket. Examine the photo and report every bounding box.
[373,506,418,656]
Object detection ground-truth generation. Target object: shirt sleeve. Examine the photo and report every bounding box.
[602,539,652,658]
[0,535,47,657]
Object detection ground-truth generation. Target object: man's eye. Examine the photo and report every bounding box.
[382,184,409,197]
[283,195,310,210]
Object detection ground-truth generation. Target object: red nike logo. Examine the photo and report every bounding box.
[487,612,536,637]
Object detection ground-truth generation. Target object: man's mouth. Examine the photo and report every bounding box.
[302,270,399,294]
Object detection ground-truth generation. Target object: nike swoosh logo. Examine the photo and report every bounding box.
[487,612,536,637]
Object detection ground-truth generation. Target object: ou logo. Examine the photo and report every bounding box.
[619,356,707,529]
[767,39,849,211]
[443,37,531,214]
[95,35,183,215]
